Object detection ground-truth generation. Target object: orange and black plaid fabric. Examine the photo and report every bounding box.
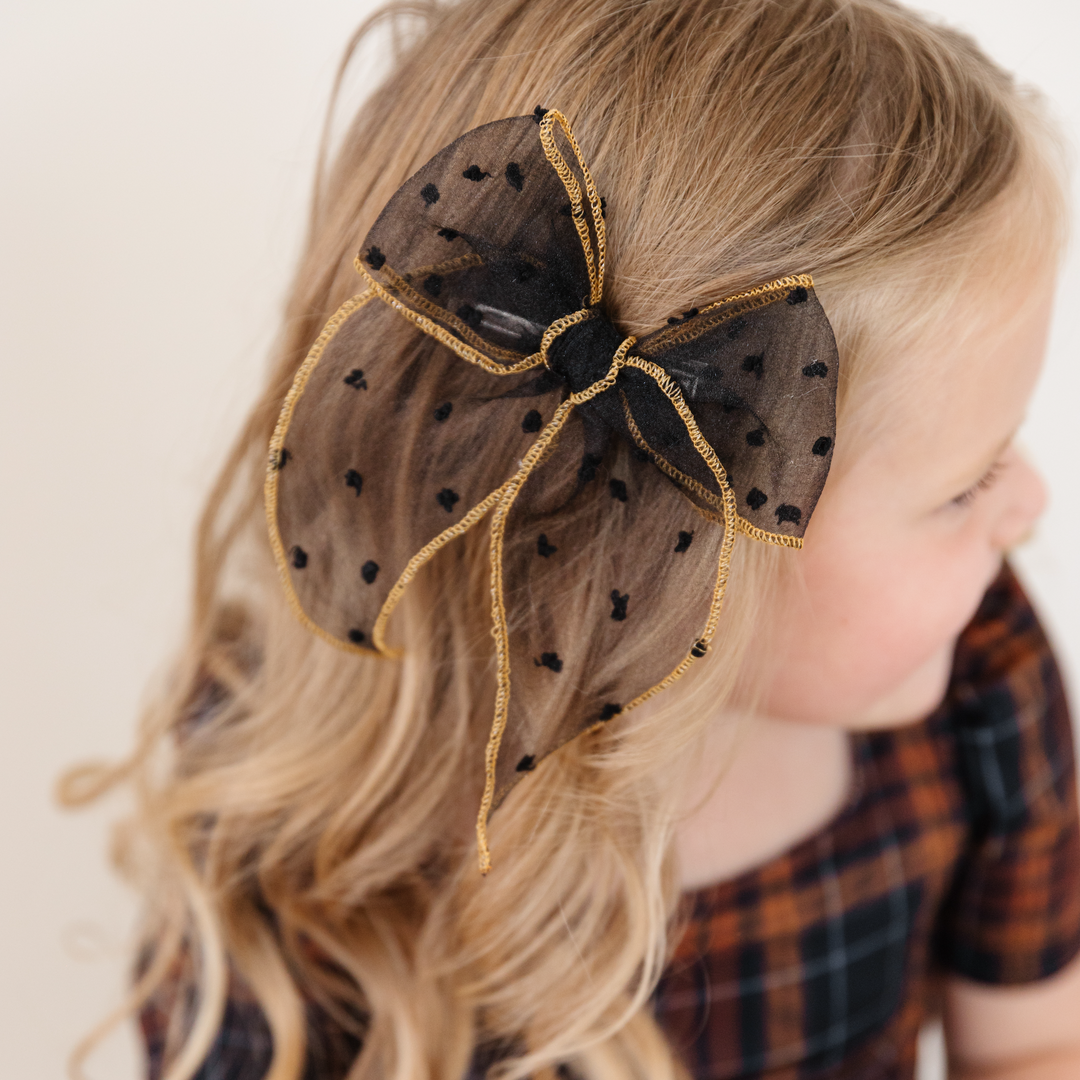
[142,564,1080,1080]
[653,561,1080,1079]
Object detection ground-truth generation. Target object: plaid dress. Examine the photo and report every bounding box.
[142,563,1080,1080]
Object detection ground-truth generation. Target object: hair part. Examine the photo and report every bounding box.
[62,2,1066,1079]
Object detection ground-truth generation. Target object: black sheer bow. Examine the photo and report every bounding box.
[267,110,838,871]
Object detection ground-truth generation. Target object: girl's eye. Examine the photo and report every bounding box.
[951,459,1006,508]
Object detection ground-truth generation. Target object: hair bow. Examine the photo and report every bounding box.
[266,109,838,872]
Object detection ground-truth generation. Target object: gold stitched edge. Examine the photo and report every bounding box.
[620,392,803,549]
[736,517,803,548]
[265,290,385,657]
[538,110,606,306]
[637,274,814,356]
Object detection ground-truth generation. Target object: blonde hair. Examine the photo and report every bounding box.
[63,1,1065,1078]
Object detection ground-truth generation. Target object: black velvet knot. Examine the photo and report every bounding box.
[545,309,625,393]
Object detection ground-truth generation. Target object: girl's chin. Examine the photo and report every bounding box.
[843,644,956,731]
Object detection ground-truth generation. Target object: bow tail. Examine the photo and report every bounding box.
[617,358,740,689]
[479,394,583,873]
[477,342,635,873]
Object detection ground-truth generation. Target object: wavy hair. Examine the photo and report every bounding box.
[63,1,1064,1078]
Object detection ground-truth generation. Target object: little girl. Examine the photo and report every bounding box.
[68,0,1080,1077]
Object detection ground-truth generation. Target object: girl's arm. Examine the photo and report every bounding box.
[944,951,1080,1078]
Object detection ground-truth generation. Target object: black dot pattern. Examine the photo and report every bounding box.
[505,162,525,191]
[516,754,536,772]
[274,448,291,470]
[741,354,764,378]
[436,488,460,513]
[579,453,603,483]
[273,112,837,813]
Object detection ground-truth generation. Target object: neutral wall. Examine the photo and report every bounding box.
[1,3,1077,1078]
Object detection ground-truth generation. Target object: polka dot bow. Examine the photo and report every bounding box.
[266,108,838,872]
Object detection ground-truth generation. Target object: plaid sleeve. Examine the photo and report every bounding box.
[935,563,1080,984]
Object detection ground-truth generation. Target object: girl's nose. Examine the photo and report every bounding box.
[992,449,1048,552]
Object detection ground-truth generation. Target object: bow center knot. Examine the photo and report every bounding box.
[545,308,626,393]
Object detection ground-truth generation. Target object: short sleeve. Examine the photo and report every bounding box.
[935,563,1080,984]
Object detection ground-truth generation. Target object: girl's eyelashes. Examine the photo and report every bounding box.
[951,459,1006,508]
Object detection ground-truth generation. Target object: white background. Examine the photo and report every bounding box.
[1,3,1077,1078]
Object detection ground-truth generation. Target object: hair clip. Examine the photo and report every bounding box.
[266,109,838,872]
